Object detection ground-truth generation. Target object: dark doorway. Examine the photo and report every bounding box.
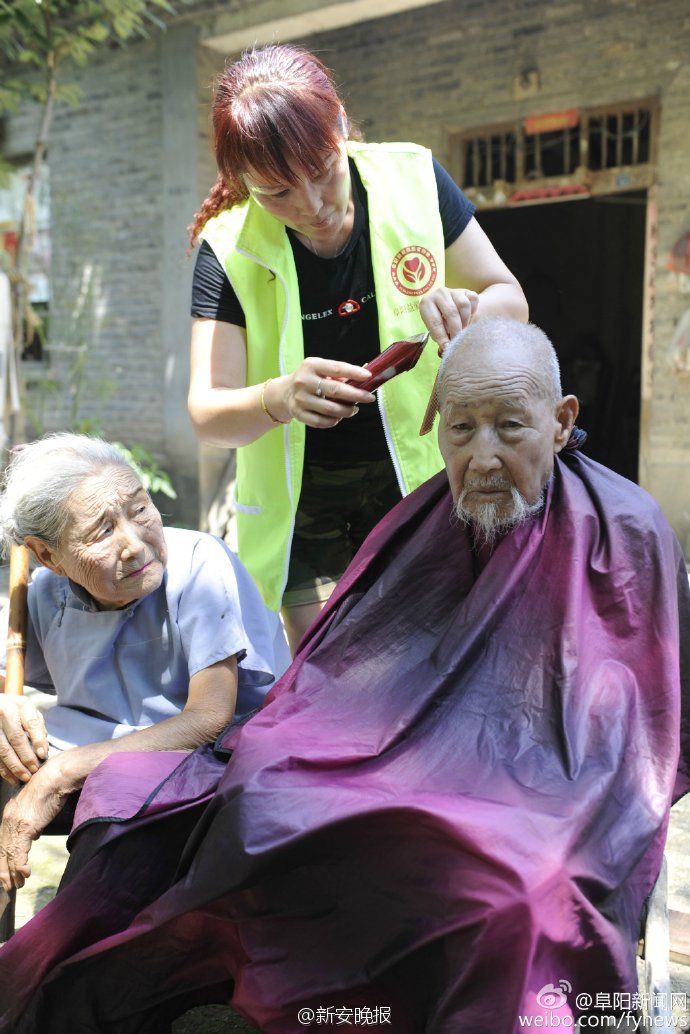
[477,190,646,482]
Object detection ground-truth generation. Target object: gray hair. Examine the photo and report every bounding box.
[438,318,563,404]
[0,433,139,557]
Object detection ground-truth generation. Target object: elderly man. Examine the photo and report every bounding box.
[1,321,689,1033]
[0,433,289,892]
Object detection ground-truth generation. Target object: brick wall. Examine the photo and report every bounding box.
[646,56,690,548]
[43,40,166,447]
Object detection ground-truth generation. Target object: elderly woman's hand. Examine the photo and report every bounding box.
[0,695,49,785]
[420,287,479,354]
[0,759,65,890]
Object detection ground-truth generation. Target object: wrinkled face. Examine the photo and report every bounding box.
[438,347,575,528]
[243,141,352,243]
[51,467,167,609]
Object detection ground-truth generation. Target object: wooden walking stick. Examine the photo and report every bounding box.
[0,542,29,941]
[5,542,29,697]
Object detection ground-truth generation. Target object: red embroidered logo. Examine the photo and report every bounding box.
[390,246,437,297]
[338,298,361,317]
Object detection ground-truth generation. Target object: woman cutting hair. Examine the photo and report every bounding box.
[188,43,527,651]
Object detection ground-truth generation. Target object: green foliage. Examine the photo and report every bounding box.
[0,0,179,112]
[111,441,177,499]
[0,77,31,113]
[76,421,179,499]
[0,1,177,63]
[71,416,105,437]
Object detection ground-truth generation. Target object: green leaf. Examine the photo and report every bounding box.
[112,12,136,38]
[72,417,105,436]
[25,81,49,103]
[5,5,41,38]
[83,21,110,43]
[55,82,83,106]
[0,80,28,112]
[58,35,97,65]
[111,441,177,499]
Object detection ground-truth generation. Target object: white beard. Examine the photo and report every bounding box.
[453,479,546,549]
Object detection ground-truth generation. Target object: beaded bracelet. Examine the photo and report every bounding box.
[260,379,290,424]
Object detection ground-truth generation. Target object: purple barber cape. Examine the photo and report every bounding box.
[1,448,689,1034]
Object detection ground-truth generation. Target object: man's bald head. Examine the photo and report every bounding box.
[436,318,579,546]
[437,318,563,409]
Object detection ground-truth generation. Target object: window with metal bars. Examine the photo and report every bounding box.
[586,108,652,170]
[452,101,656,192]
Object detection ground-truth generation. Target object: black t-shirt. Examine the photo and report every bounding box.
[191,158,475,462]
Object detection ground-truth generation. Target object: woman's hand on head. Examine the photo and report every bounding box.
[422,217,527,355]
[0,695,48,785]
[268,358,376,429]
[419,287,479,355]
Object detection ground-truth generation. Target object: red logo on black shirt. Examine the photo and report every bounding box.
[338,298,361,317]
[390,246,437,297]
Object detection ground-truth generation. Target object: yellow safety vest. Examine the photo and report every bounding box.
[201,141,446,610]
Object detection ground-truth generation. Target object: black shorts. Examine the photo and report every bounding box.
[282,458,401,608]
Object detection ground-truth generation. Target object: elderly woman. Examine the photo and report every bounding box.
[0,433,290,890]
